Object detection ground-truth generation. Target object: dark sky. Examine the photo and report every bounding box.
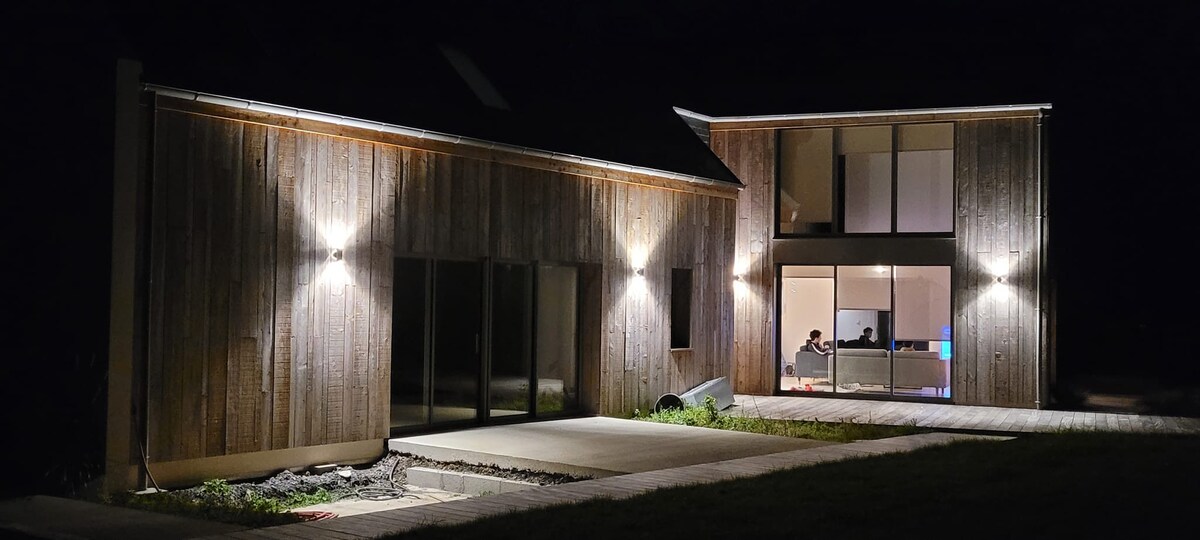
[3,0,1199,495]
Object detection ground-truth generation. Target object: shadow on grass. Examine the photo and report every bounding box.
[385,431,1200,539]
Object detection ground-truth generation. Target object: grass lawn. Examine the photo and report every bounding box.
[633,395,929,442]
[385,432,1200,539]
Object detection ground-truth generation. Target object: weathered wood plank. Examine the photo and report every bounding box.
[349,140,372,441]
[272,128,296,449]
[259,125,278,451]
[293,130,316,447]
[184,115,211,460]
[994,119,1012,406]
[146,109,169,461]
[370,144,397,438]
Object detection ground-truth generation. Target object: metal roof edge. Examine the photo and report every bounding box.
[674,103,1053,124]
[145,84,740,191]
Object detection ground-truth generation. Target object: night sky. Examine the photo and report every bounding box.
[3,0,1199,496]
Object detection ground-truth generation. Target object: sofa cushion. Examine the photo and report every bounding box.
[832,352,948,389]
[836,348,888,358]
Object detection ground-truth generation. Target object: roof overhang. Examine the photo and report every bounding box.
[675,103,1052,130]
[145,84,741,196]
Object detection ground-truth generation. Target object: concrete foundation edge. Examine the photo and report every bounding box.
[406,467,538,496]
[146,439,385,489]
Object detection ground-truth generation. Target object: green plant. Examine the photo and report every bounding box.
[110,479,336,527]
[634,395,927,442]
[202,478,233,499]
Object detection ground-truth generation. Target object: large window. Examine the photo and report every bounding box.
[777,123,954,236]
[780,264,951,399]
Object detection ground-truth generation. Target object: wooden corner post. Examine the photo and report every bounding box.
[105,58,146,493]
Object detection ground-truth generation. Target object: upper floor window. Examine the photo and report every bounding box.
[777,123,954,236]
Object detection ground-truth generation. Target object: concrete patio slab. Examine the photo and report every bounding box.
[388,416,836,477]
[290,484,470,518]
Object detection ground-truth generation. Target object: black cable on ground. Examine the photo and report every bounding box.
[355,486,406,501]
[389,456,403,488]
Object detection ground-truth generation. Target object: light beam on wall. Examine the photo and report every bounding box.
[322,221,352,251]
[733,257,752,296]
[629,245,648,272]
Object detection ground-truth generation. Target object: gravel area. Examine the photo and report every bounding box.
[186,451,586,501]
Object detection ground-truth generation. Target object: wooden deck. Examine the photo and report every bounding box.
[731,394,1200,434]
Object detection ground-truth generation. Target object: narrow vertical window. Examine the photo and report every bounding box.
[779,129,834,234]
[670,268,693,349]
[897,123,955,232]
[838,126,894,233]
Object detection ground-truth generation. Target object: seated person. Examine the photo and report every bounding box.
[898,340,915,351]
[805,329,833,356]
[858,327,877,348]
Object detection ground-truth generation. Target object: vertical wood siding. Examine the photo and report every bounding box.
[146,108,736,462]
[954,118,1041,407]
[710,129,777,395]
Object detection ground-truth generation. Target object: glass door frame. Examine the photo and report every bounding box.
[774,263,954,404]
[390,256,585,436]
[529,261,584,421]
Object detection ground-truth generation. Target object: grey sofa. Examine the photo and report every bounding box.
[793,350,831,378]
[791,348,948,393]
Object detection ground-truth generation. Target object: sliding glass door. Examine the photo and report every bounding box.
[391,258,431,428]
[779,264,952,399]
[535,264,579,414]
[431,260,484,423]
[489,263,533,418]
[391,257,580,432]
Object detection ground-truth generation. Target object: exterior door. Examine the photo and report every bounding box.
[430,260,484,423]
[391,257,580,434]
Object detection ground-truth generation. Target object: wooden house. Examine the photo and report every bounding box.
[677,105,1053,408]
[105,60,1051,491]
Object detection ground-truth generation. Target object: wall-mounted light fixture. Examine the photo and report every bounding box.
[734,273,745,282]
[634,267,645,277]
[321,247,350,290]
[988,265,1010,300]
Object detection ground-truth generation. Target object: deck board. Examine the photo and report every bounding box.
[729,395,1199,434]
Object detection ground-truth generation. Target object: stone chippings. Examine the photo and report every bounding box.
[193,451,585,501]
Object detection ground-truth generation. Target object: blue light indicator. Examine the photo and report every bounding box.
[940,341,952,360]
[941,325,952,339]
